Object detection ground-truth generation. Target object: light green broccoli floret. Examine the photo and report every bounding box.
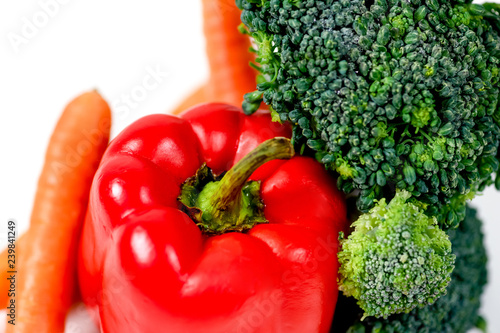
[331,205,488,333]
[338,190,455,319]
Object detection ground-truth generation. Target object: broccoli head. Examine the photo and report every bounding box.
[331,205,488,333]
[337,190,455,318]
[238,0,500,228]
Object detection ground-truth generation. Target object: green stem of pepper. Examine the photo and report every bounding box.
[179,137,294,234]
[210,137,294,212]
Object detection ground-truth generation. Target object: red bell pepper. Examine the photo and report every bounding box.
[78,103,347,333]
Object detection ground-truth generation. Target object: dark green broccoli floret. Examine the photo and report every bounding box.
[331,205,488,333]
[238,0,500,228]
[338,190,455,318]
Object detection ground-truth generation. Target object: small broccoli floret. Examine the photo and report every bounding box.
[238,0,500,228]
[338,190,455,318]
[331,205,488,333]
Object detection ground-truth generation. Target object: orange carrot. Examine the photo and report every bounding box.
[172,0,257,114]
[203,0,258,102]
[6,91,111,332]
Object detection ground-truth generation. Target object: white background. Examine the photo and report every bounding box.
[0,0,498,332]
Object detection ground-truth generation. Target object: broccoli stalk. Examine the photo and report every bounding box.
[237,0,500,228]
[338,190,455,318]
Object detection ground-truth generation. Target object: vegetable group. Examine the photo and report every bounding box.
[9,0,497,330]
[78,103,348,333]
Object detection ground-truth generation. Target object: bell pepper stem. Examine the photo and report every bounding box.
[182,137,294,234]
[211,137,294,210]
